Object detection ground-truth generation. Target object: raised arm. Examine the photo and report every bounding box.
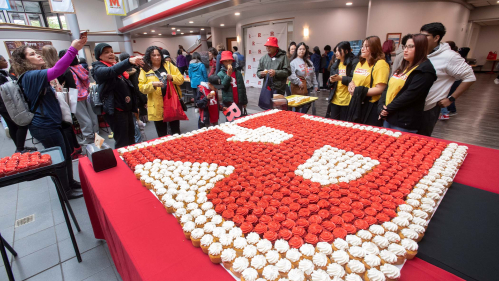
[47,37,87,81]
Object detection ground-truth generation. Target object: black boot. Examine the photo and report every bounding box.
[70,180,82,191]
[66,189,84,200]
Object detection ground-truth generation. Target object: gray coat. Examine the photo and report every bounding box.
[289,57,318,89]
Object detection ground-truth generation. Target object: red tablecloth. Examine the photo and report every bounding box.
[78,140,499,281]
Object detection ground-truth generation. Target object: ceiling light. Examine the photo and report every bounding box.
[177,29,180,31]
[220,24,225,26]
[151,30,155,32]
[189,21,194,23]
[158,34,162,36]
[171,27,175,30]
[201,28,205,30]
[143,32,147,34]
[235,12,240,15]
[346,2,353,5]
[190,31,193,33]
[181,32,184,35]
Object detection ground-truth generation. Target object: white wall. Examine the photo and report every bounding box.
[211,27,223,49]
[367,0,470,47]
[131,35,199,55]
[472,25,499,68]
[73,0,119,32]
[220,28,237,48]
[469,5,499,21]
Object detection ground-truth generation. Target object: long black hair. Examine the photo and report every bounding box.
[335,41,353,59]
[144,46,165,67]
[290,42,312,67]
[191,52,202,63]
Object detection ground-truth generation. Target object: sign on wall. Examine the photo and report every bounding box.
[48,0,75,14]
[4,41,53,59]
[244,23,287,88]
[104,0,127,16]
[0,0,11,11]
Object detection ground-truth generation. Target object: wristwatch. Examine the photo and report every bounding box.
[448,96,456,102]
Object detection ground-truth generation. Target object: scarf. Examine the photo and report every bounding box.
[69,64,90,101]
[99,60,129,79]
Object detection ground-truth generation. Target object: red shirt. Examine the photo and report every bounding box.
[230,71,239,104]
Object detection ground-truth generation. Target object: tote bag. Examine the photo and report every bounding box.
[163,81,188,122]
[258,74,277,110]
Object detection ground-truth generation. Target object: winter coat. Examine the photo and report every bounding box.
[91,59,137,115]
[196,82,221,125]
[256,48,291,95]
[209,59,216,76]
[138,61,184,122]
[177,55,188,68]
[188,60,208,89]
[217,66,248,106]
[310,53,321,73]
[378,59,437,130]
[127,67,147,117]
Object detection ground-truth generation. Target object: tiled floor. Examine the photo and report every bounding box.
[0,73,496,280]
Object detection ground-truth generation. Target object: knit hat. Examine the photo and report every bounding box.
[94,43,112,61]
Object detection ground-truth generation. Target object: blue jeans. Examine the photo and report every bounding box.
[440,107,449,115]
[383,120,417,133]
[29,125,75,192]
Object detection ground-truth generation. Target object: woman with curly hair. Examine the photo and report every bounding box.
[139,46,184,137]
[10,38,87,199]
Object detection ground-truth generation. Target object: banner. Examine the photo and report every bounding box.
[105,0,127,16]
[244,23,287,88]
[0,0,11,11]
[48,0,75,14]
[4,41,52,59]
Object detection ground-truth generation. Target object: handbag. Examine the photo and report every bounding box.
[290,76,308,95]
[55,91,73,124]
[163,81,188,122]
[258,74,277,110]
[154,69,187,111]
[487,51,497,60]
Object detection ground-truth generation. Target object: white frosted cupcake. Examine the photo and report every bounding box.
[401,238,418,259]
[331,249,350,265]
[298,259,315,279]
[287,268,305,281]
[299,244,315,260]
[276,258,293,278]
[243,245,259,261]
[384,232,401,244]
[381,222,398,233]
[221,248,237,269]
[285,248,302,268]
[231,257,250,278]
[234,237,248,256]
[219,234,234,249]
[387,243,406,265]
[362,242,380,255]
[345,273,363,281]
[399,228,419,241]
[369,225,385,236]
[241,267,259,281]
[230,227,244,239]
[363,253,381,270]
[266,250,280,265]
[364,268,386,281]
[208,242,223,263]
[391,217,410,231]
[357,230,373,242]
[332,238,349,251]
[200,234,214,254]
[257,239,273,255]
[311,269,329,281]
[380,264,400,281]
[316,242,333,256]
[345,259,366,276]
[190,228,204,247]
[379,249,397,265]
[251,255,267,276]
[326,263,346,278]
[312,252,330,271]
[274,239,290,258]
[346,235,362,246]
[247,232,261,245]
[348,246,366,261]
[262,265,280,281]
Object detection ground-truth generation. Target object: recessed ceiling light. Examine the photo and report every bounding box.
[143,32,147,34]
[220,24,225,26]
[158,34,162,36]
[151,30,155,32]
[181,32,184,35]
[346,2,353,5]
[189,21,194,23]
[190,31,193,33]
[201,28,205,30]
[171,27,175,30]
[235,12,240,16]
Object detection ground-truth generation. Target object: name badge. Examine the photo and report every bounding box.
[272,57,276,61]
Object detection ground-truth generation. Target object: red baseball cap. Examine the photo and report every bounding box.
[264,37,279,48]
[220,51,234,62]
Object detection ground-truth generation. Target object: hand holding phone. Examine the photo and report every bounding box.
[80,30,88,39]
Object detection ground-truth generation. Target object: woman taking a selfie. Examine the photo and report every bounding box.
[11,38,87,199]
[289,42,318,113]
[378,34,437,133]
[326,41,359,120]
[348,36,390,126]
[139,46,184,137]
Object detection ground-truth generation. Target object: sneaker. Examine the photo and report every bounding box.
[439,114,450,120]
[494,78,499,85]
[448,112,457,116]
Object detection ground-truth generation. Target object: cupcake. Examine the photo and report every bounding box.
[243,245,259,261]
[182,221,195,240]
[379,250,397,265]
[247,232,261,245]
[266,250,281,266]
[262,265,280,281]
[274,239,290,258]
[203,222,216,235]
[411,217,428,229]
[331,249,350,265]
[387,243,406,265]
[180,214,193,227]
[312,252,330,271]
[251,255,267,276]
[191,228,205,247]
[412,210,429,220]
[348,246,366,261]
[332,238,350,251]
[233,237,248,256]
[221,248,237,269]
[395,211,413,221]
[345,273,363,281]
[195,215,208,228]
[399,228,419,241]
[310,269,329,281]
[401,238,418,260]
[220,234,234,249]
[368,225,385,236]
[276,258,293,278]
[208,242,223,263]
[346,235,362,247]
[363,254,381,270]
[297,259,315,279]
[384,232,401,244]
[380,264,400,281]
[230,227,244,239]
[381,222,398,233]
[326,263,346,279]
[241,267,259,281]
[357,230,373,243]
[391,217,410,231]
[408,224,425,241]
[211,215,223,227]
[316,242,333,256]
[396,204,413,213]
[287,268,305,281]
[362,242,380,255]
[364,268,386,281]
[299,244,315,260]
[345,259,366,276]
[285,248,302,268]
[223,220,235,232]
[200,234,214,254]
[164,198,175,213]
[212,227,226,242]
[231,257,250,278]
[418,204,434,217]
[257,239,273,255]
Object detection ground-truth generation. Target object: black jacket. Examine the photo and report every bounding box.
[57,68,76,90]
[345,86,370,123]
[378,59,437,130]
[127,67,147,116]
[91,59,137,115]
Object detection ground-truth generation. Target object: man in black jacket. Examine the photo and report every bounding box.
[256,37,291,95]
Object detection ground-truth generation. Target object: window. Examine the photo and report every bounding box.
[59,14,68,30]
[27,13,42,27]
[0,13,6,23]
[46,14,60,29]
[9,12,26,25]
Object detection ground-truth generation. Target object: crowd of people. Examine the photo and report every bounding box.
[0,22,478,200]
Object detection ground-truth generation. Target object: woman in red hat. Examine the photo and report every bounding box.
[217,51,248,114]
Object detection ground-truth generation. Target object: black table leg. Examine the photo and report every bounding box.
[51,173,81,232]
[52,176,82,263]
[1,236,16,256]
[0,233,15,281]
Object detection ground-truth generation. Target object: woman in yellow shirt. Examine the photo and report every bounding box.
[348,36,390,126]
[326,41,359,121]
[139,46,184,137]
[378,34,437,133]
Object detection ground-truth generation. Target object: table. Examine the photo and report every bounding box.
[79,128,499,281]
[286,95,319,115]
[486,59,499,74]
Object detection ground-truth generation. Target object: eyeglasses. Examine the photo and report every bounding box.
[402,44,415,50]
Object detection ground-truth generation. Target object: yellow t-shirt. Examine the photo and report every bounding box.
[385,66,418,106]
[331,62,351,106]
[351,60,390,103]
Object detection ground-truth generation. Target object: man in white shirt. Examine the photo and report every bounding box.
[419,22,476,136]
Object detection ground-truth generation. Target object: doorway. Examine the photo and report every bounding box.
[226,37,237,52]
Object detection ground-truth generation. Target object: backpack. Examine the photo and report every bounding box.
[382,40,394,53]
[0,73,43,126]
[236,52,245,68]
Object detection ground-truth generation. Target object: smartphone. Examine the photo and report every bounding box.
[141,60,152,73]
[80,30,88,39]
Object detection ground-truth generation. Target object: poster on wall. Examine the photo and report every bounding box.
[104,0,127,16]
[349,40,363,56]
[244,23,287,88]
[386,33,402,50]
[48,0,75,14]
[4,41,53,59]
[0,0,11,11]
